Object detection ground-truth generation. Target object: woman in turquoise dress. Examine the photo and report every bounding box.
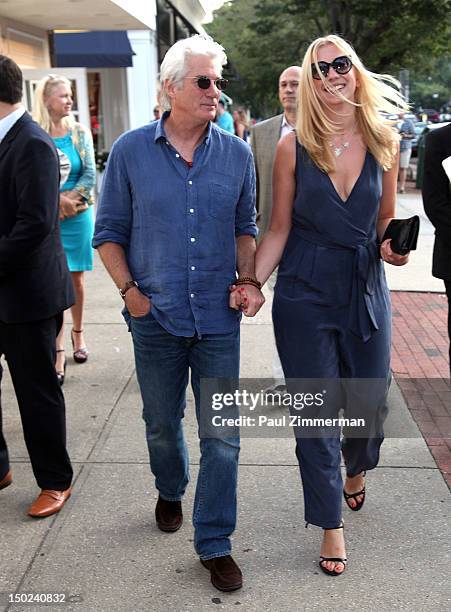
[33,75,96,384]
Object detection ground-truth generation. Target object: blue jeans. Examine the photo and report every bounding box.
[124,309,240,560]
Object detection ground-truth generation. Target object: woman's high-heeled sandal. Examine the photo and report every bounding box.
[319,523,347,577]
[55,349,66,386]
[71,328,89,363]
[343,470,366,511]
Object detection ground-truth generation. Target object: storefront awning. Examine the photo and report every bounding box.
[54,31,135,68]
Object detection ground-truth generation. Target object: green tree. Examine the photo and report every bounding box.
[207,0,451,118]
[410,56,451,111]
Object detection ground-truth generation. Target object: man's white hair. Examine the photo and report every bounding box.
[159,34,227,111]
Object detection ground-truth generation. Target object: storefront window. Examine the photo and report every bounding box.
[156,0,197,64]
[175,16,190,41]
[87,72,102,152]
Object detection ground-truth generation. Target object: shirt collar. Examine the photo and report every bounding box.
[281,113,295,130]
[154,110,213,144]
[0,106,26,143]
[154,111,169,142]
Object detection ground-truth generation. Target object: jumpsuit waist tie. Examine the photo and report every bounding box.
[290,225,380,343]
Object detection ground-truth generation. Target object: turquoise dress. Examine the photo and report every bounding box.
[53,132,94,272]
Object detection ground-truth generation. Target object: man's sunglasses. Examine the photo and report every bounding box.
[187,76,228,91]
[311,56,353,80]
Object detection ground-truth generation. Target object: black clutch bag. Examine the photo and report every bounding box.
[382,215,420,255]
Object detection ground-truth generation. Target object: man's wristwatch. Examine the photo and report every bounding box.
[119,280,138,299]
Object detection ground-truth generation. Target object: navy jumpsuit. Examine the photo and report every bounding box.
[273,142,391,529]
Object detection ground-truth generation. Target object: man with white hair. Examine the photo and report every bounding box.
[93,35,264,592]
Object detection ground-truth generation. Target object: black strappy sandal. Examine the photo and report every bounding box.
[319,523,347,577]
[343,470,366,512]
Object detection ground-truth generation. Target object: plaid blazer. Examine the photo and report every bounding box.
[250,114,283,241]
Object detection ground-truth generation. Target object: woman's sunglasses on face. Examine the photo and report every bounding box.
[186,76,228,91]
[311,56,353,80]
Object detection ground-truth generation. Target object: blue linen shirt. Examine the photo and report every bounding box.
[93,113,257,337]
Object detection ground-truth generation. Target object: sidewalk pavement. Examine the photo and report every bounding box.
[1,216,450,610]
[384,185,443,292]
[391,291,451,488]
[385,184,451,488]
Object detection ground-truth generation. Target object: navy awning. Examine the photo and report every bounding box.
[54,31,135,68]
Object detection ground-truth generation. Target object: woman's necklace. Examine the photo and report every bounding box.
[329,132,355,157]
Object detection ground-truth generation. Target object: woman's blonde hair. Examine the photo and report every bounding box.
[297,34,408,173]
[32,74,75,133]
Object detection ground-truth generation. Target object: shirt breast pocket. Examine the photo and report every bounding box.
[208,183,238,221]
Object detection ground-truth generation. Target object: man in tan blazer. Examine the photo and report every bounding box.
[250,66,301,392]
[251,66,301,240]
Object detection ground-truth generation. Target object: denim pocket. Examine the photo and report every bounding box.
[122,305,153,330]
[121,307,132,332]
[130,305,154,322]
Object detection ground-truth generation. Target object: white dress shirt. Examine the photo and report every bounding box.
[280,114,296,139]
[0,106,26,143]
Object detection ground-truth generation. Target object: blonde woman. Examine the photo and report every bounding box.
[33,75,96,384]
[253,35,410,575]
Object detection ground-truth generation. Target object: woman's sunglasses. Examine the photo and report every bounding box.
[311,56,353,80]
[186,76,228,91]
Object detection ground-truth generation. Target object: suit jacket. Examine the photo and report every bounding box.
[251,114,283,241]
[0,112,74,323]
[422,123,451,281]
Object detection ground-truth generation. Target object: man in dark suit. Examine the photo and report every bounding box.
[422,123,451,376]
[0,55,74,516]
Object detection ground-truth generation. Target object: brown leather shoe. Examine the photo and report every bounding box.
[27,488,72,518]
[0,470,12,490]
[200,555,243,592]
[155,495,183,532]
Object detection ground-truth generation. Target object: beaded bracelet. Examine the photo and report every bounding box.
[234,276,262,290]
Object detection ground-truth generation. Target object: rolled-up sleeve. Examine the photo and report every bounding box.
[235,151,257,238]
[74,125,96,198]
[92,139,132,248]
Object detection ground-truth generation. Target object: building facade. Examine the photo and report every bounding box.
[1,0,206,153]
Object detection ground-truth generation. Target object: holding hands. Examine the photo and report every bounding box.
[229,279,265,317]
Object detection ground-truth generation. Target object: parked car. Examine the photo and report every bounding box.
[417,108,441,122]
